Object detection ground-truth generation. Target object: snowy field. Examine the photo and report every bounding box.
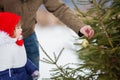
[35,24,82,79]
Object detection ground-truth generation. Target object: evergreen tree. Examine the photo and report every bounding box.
[40,0,120,80]
[74,0,120,79]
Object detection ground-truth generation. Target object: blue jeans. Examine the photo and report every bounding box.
[24,32,39,80]
[0,67,27,80]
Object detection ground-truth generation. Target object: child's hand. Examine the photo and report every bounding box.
[32,70,39,80]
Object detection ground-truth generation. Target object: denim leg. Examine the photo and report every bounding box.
[24,32,39,68]
[24,32,39,80]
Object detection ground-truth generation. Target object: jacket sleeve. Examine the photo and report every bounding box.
[43,0,87,33]
[25,59,38,75]
[0,0,3,12]
[0,1,3,12]
[0,7,3,12]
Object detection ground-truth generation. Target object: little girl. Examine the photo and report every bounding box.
[0,12,39,80]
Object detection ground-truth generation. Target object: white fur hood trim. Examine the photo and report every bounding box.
[0,31,17,45]
[0,31,27,71]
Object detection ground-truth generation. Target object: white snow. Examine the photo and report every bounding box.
[35,24,82,79]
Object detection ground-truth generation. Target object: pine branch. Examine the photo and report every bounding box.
[100,22,114,48]
[37,40,72,78]
[71,0,87,17]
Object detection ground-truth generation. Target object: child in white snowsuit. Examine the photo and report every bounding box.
[0,12,39,80]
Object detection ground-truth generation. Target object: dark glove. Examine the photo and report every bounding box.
[78,31,83,37]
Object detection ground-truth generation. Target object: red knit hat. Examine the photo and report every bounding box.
[0,12,23,46]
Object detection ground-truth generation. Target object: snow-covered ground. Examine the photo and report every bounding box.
[35,24,82,79]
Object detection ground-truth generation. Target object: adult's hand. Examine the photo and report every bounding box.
[80,25,94,39]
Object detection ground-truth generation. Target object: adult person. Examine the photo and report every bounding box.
[0,0,94,74]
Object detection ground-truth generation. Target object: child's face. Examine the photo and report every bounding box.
[14,25,22,39]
